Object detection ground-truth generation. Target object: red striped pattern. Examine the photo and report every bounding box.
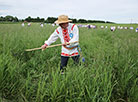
[56,29,59,34]
[61,52,79,56]
[71,24,75,30]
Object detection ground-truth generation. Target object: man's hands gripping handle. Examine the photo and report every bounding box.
[41,43,48,51]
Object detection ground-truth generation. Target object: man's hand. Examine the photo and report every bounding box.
[41,43,48,51]
[63,42,70,46]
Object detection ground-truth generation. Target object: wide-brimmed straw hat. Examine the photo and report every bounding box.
[55,15,72,24]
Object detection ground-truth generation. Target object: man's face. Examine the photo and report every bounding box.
[60,23,69,29]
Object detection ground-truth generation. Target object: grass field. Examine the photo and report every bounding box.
[0,23,138,102]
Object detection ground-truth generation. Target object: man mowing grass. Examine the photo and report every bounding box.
[41,15,80,74]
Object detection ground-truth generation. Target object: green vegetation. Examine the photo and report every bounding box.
[0,15,115,23]
[0,23,138,102]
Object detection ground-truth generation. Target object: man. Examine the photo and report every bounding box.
[21,22,25,27]
[110,26,116,32]
[136,27,138,32]
[41,15,80,73]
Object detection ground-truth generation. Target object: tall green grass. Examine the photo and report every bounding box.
[0,23,138,102]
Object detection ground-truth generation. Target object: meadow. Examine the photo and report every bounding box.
[0,23,138,102]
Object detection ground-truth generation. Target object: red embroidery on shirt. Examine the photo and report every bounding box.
[71,24,75,31]
[62,28,70,42]
[56,29,59,34]
[61,52,79,56]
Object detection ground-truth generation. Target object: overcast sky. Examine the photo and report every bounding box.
[0,0,138,23]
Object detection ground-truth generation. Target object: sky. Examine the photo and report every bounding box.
[0,0,138,23]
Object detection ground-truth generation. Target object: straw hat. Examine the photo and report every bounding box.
[55,15,72,24]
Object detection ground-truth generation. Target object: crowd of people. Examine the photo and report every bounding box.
[21,22,138,32]
[76,24,138,32]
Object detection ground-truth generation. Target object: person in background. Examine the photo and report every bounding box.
[28,22,31,27]
[136,27,138,32]
[40,23,44,27]
[110,26,116,32]
[21,22,25,27]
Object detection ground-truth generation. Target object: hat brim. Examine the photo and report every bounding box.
[55,20,72,24]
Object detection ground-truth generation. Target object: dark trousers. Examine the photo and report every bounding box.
[60,55,80,71]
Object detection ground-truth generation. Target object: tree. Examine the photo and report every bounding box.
[36,17,40,22]
[25,16,32,22]
[78,19,87,23]
[69,18,77,23]
[106,21,115,24]
[0,16,4,21]
[40,18,45,22]
[5,15,14,21]
[14,17,19,22]
[45,17,57,23]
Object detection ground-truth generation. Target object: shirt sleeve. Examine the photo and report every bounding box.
[68,25,79,47]
[44,30,59,46]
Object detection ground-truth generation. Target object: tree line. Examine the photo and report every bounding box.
[0,15,115,24]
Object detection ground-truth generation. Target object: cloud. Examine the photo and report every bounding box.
[0,3,12,15]
[0,0,138,23]
[0,4,11,10]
